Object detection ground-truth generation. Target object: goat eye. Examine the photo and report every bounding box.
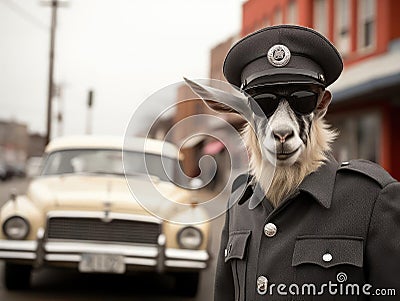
[289,91,318,115]
[252,94,279,117]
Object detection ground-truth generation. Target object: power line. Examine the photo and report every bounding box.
[0,0,48,31]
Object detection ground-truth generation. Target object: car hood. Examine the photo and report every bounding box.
[27,175,192,217]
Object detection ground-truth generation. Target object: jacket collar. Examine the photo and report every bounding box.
[298,155,339,209]
[248,181,266,210]
[248,155,339,210]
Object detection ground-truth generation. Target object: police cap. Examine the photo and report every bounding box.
[223,25,343,92]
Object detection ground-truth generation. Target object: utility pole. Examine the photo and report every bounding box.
[54,83,64,137]
[86,90,94,135]
[41,0,68,145]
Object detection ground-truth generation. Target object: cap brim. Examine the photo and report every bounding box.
[244,74,324,93]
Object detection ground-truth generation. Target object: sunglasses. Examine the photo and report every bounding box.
[249,90,320,117]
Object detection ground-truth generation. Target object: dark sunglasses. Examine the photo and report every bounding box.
[249,90,320,117]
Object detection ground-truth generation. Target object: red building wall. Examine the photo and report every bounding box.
[389,0,400,40]
[242,0,400,65]
[242,0,311,36]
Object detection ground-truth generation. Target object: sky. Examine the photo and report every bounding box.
[0,0,243,138]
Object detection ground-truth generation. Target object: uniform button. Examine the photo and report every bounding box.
[257,275,268,295]
[224,248,228,257]
[264,223,277,237]
[341,161,350,166]
[323,253,333,262]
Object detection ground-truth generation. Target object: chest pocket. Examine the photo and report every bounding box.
[225,230,251,301]
[292,236,364,301]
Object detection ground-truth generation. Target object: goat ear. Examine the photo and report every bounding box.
[183,77,252,120]
[315,90,332,119]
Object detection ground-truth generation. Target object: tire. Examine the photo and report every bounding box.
[174,272,200,297]
[4,262,32,290]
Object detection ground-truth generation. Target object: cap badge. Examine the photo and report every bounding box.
[267,44,291,67]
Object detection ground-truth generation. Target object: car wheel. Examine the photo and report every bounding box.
[174,272,199,297]
[4,262,32,290]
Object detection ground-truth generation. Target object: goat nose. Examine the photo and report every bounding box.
[273,128,294,143]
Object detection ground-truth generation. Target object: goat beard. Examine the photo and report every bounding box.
[242,117,337,208]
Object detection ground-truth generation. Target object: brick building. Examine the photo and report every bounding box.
[172,85,205,178]
[172,35,249,187]
[27,133,46,158]
[0,120,46,167]
[0,120,29,164]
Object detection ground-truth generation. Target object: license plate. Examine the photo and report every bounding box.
[79,254,125,274]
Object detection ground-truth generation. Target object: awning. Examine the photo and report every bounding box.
[330,44,400,102]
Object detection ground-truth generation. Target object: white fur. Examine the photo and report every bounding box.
[242,117,337,207]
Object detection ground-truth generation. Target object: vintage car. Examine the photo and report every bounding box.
[0,136,210,296]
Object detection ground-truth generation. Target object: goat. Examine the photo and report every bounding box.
[185,78,337,207]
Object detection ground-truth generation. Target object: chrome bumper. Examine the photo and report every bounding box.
[0,240,209,271]
[0,240,37,260]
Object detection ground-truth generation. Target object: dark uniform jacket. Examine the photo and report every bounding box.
[215,157,400,301]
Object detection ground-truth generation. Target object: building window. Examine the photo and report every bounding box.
[335,0,351,55]
[330,112,381,163]
[358,0,376,50]
[287,0,298,24]
[274,8,283,25]
[313,0,328,36]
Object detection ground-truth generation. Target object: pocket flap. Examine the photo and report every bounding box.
[224,230,251,262]
[292,236,364,268]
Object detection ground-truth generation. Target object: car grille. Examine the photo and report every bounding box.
[47,217,161,245]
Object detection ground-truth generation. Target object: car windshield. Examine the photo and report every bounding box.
[41,149,179,182]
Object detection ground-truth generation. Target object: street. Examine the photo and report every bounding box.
[0,178,226,301]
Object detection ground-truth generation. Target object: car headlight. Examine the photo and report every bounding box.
[177,226,203,249]
[3,216,30,240]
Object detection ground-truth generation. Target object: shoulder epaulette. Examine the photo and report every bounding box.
[337,159,396,188]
